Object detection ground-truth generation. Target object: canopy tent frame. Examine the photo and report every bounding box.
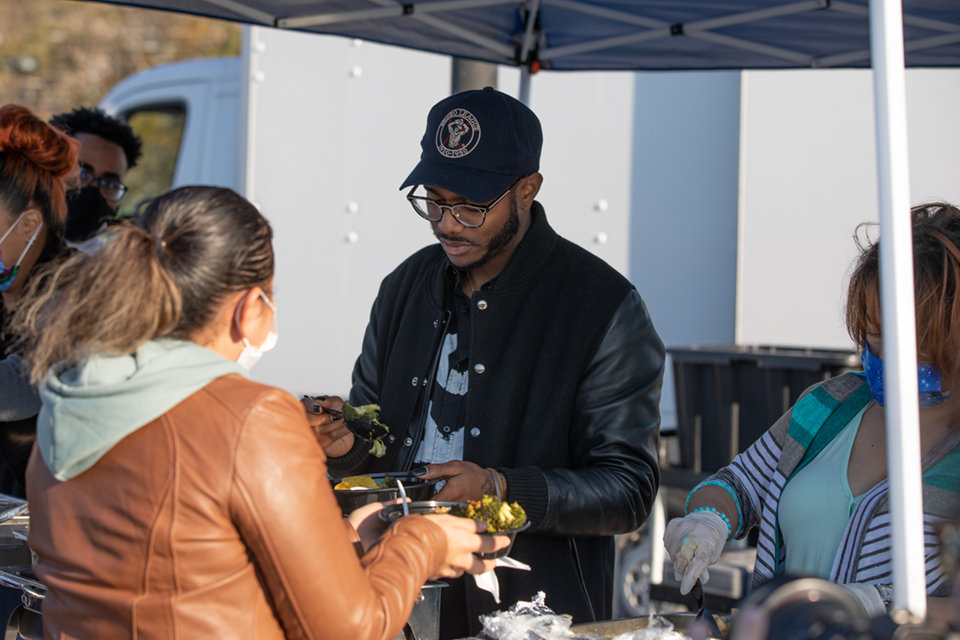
[197,0,960,71]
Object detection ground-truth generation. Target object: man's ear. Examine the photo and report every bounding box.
[517,173,543,211]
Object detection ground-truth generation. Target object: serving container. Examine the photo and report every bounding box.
[330,473,441,516]
[379,501,531,559]
[390,581,447,640]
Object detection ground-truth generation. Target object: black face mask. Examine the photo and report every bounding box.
[65,186,116,242]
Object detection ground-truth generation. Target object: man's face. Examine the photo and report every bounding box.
[74,132,128,210]
[427,184,522,272]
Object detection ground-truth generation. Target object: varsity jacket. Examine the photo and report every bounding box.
[328,203,665,632]
[710,372,960,595]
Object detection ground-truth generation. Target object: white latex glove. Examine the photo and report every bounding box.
[840,583,888,618]
[663,510,728,595]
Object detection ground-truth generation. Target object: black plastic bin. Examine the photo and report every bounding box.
[668,345,860,474]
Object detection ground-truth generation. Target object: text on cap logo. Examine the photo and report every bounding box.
[436,109,481,158]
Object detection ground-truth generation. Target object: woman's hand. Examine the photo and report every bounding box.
[426,514,510,579]
[347,501,392,553]
[663,510,728,595]
[300,395,355,457]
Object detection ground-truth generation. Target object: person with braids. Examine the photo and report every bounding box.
[664,203,960,624]
[0,104,79,497]
[14,186,507,639]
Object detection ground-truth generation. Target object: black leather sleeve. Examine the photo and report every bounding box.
[506,289,664,536]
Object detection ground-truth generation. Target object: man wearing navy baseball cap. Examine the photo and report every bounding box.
[316,88,665,638]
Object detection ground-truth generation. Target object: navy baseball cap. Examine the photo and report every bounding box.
[400,87,542,203]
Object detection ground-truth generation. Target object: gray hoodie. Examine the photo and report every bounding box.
[37,339,244,481]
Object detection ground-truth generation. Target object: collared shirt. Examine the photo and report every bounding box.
[413,267,496,466]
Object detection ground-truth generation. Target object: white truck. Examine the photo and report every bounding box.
[99,25,960,417]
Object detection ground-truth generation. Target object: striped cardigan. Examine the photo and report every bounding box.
[709,372,960,595]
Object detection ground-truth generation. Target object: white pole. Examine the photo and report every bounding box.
[649,491,665,585]
[519,66,532,105]
[869,0,927,621]
[238,24,262,203]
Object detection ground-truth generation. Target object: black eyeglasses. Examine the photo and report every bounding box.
[75,165,128,202]
[407,177,524,228]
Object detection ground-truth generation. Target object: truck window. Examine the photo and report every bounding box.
[118,105,186,217]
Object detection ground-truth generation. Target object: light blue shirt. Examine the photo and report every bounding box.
[779,403,870,578]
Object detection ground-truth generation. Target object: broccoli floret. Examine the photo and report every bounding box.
[341,402,390,458]
[342,403,381,421]
[452,495,527,532]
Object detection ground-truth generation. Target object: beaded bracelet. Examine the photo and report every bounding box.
[687,479,743,540]
[691,506,732,541]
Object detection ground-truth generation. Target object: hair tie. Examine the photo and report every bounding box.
[151,234,167,256]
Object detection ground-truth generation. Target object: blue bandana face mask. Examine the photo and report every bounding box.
[0,212,42,294]
[861,342,951,409]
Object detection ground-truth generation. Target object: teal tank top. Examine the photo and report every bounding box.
[779,403,869,578]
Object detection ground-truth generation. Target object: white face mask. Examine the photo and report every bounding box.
[235,290,278,372]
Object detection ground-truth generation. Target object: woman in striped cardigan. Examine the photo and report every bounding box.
[664,203,960,623]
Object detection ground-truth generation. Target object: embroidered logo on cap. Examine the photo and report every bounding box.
[436,109,481,158]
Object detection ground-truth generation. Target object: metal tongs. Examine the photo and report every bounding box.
[320,406,389,441]
[693,579,723,638]
[396,479,410,517]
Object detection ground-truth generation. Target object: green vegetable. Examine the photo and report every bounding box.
[342,403,381,421]
[451,495,527,532]
[341,402,390,458]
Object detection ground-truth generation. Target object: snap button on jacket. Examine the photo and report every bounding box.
[26,374,447,640]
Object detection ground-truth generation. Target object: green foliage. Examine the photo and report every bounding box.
[118,108,185,217]
[0,0,240,120]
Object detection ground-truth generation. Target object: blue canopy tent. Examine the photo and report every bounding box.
[72,0,960,619]
[75,1,960,71]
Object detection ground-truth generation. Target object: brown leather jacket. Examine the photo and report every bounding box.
[26,375,448,640]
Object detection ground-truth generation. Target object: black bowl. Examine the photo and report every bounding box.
[379,500,531,559]
[330,473,440,516]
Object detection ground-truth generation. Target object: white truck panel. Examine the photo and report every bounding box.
[240,27,451,396]
[737,68,960,349]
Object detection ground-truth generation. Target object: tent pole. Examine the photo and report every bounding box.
[869,0,926,621]
[519,66,532,105]
[238,24,261,202]
[451,58,497,94]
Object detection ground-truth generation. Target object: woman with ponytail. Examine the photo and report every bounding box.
[14,186,506,639]
[0,104,79,497]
